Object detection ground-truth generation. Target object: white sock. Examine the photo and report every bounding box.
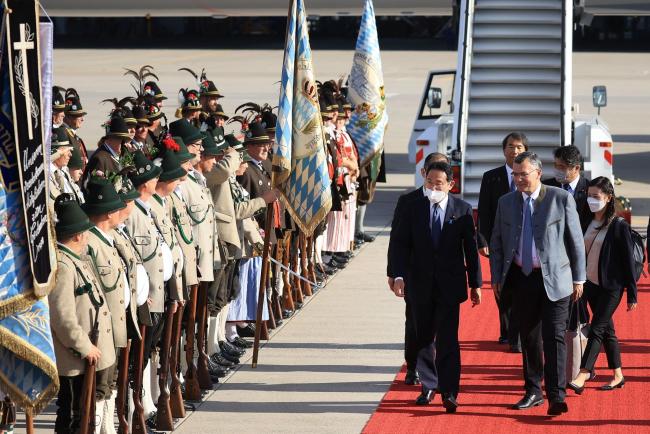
[225,323,238,342]
[207,316,220,356]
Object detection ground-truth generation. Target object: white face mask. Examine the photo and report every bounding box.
[554,168,570,184]
[587,197,607,213]
[425,188,446,204]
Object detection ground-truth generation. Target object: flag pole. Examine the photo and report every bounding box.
[251,201,275,368]
[252,0,296,368]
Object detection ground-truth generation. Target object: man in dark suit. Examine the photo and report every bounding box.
[477,132,528,351]
[490,152,586,416]
[387,153,449,386]
[543,145,591,231]
[82,116,131,187]
[392,162,482,413]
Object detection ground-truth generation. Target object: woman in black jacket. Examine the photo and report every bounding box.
[568,177,638,394]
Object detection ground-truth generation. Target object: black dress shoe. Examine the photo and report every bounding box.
[404,369,420,386]
[282,309,294,319]
[359,232,375,242]
[210,352,235,367]
[326,258,347,269]
[600,377,625,391]
[208,360,228,378]
[509,344,522,353]
[498,336,508,344]
[442,393,459,413]
[331,254,349,264]
[567,382,585,395]
[336,251,354,260]
[230,336,253,349]
[511,394,544,410]
[295,301,304,309]
[547,401,568,416]
[237,323,256,338]
[415,388,435,406]
[221,341,245,357]
[220,350,240,364]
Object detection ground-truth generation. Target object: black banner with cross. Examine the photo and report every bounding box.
[4,0,55,288]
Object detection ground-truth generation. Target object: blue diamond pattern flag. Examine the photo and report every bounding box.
[0,1,59,415]
[273,0,331,235]
[347,0,388,167]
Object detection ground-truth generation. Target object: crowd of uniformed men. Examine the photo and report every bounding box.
[45,66,380,433]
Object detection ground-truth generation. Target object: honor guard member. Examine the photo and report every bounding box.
[49,195,116,434]
[199,72,225,115]
[84,178,138,434]
[63,88,89,169]
[49,128,74,202]
[131,106,152,152]
[143,80,167,109]
[175,89,202,128]
[67,146,86,203]
[237,122,279,244]
[124,151,170,416]
[144,97,165,147]
[84,116,131,186]
[168,136,200,295]
[120,106,139,152]
[52,85,67,129]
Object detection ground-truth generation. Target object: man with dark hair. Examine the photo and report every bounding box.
[391,161,481,412]
[387,152,450,386]
[490,151,585,416]
[543,145,590,231]
[476,132,528,350]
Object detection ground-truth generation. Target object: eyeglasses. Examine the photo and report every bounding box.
[512,169,539,179]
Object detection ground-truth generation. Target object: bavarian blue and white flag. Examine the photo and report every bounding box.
[273,0,331,235]
[347,0,388,167]
[0,1,59,415]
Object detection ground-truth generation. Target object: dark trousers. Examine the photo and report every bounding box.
[498,280,520,346]
[55,375,83,433]
[404,299,418,371]
[208,259,237,316]
[581,281,623,370]
[510,264,570,402]
[412,284,461,395]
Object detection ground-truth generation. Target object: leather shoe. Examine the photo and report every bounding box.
[498,336,508,344]
[221,341,245,357]
[404,369,420,386]
[237,323,256,338]
[210,352,234,367]
[600,377,625,391]
[230,336,253,349]
[336,251,354,260]
[359,232,375,242]
[442,393,458,413]
[331,255,349,264]
[547,401,568,416]
[567,382,584,395]
[511,394,544,410]
[282,309,294,319]
[415,388,435,406]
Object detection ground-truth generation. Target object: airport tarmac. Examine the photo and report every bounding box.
[21,49,650,432]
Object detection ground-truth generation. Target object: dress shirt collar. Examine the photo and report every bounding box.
[522,183,542,203]
[567,175,580,193]
[92,225,114,247]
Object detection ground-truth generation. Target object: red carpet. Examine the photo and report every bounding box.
[364,257,650,433]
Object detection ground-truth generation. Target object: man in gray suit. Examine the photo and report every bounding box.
[490,152,586,416]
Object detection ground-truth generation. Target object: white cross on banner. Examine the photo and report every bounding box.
[13,23,35,140]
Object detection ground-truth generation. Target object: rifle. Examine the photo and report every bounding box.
[299,233,313,296]
[79,305,100,434]
[116,340,131,434]
[290,235,304,305]
[169,302,186,419]
[306,236,317,287]
[130,324,147,434]
[155,302,175,431]
[280,233,295,311]
[195,284,212,389]
[183,284,201,401]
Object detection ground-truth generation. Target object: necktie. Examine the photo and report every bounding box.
[521,197,534,276]
[430,203,442,249]
[509,176,516,192]
[563,184,573,195]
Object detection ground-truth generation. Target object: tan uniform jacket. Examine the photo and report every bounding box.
[112,226,151,327]
[178,173,217,281]
[240,217,263,259]
[168,188,199,287]
[87,227,138,348]
[125,201,166,313]
[49,245,116,377]
[205,151,242,249]
[150,194,184,301]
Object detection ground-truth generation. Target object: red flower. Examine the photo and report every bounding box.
[162,135,180,152]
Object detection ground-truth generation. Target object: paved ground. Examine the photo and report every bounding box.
[18,50,650,432]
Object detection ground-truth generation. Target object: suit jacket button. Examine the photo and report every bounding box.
[107,329,111,333]
[158,253,162,257]
[104,311,108,316]
[119,300,124,304]
[159,269,163,273]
